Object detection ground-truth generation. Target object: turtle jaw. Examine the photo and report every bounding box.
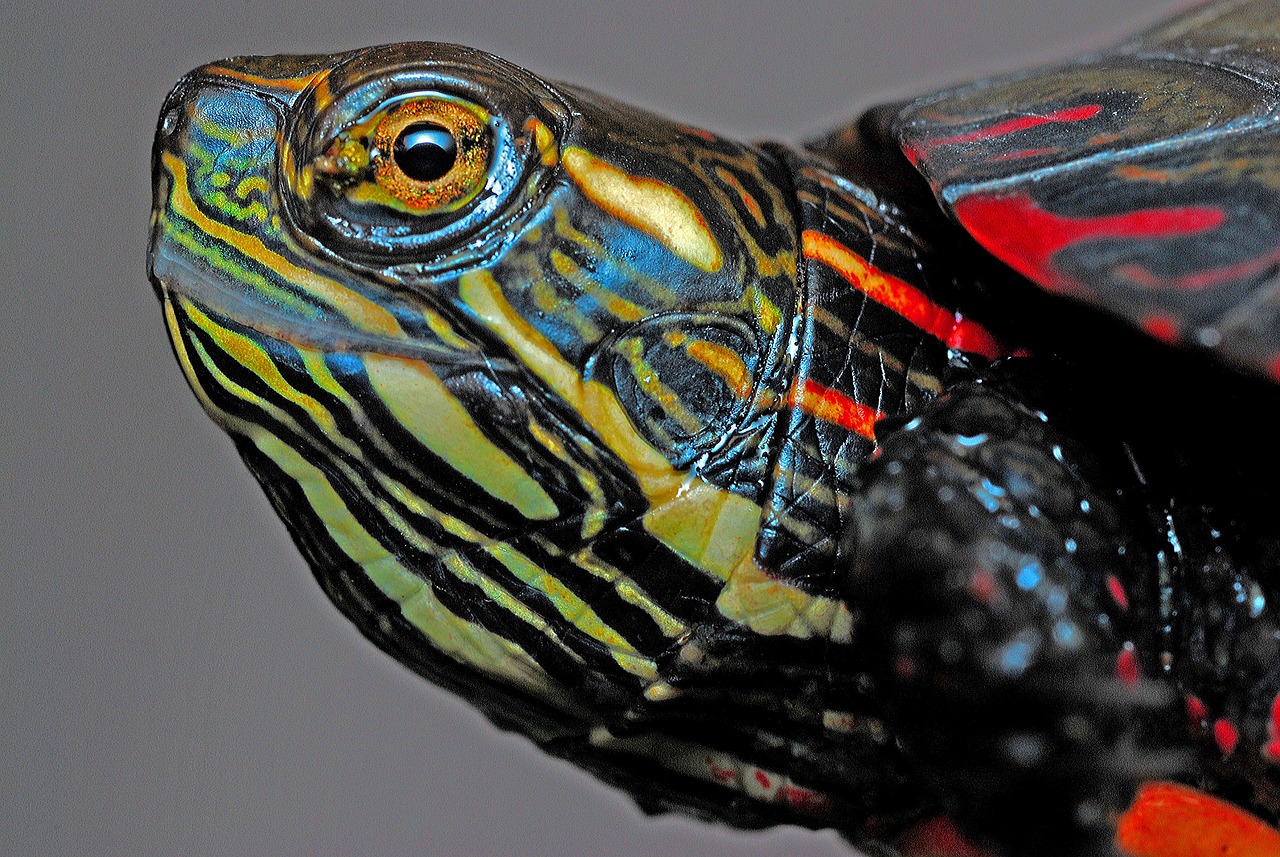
[148,61,477,366]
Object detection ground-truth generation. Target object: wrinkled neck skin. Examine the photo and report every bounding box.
[148,43,1278,845]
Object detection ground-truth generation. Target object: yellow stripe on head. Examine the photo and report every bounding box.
[363,353,560,521]
[564,147,723,273]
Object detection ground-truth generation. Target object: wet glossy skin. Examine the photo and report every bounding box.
[149,9,1280,856]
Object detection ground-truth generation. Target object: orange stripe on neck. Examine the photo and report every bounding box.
[787,377,881,440]
[802,230,1007,360]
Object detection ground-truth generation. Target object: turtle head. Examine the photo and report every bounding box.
[149,45,800,728]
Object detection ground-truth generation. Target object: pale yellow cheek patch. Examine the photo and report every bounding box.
[563,147,723,273]
[363,354,559,522]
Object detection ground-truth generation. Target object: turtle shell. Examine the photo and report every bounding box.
[884,0,1280,381]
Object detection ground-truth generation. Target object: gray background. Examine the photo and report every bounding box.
[4,1,1181,854]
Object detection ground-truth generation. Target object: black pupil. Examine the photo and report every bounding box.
[392,123,458,182]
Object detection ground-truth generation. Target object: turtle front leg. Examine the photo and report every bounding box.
[844,368,1184,857]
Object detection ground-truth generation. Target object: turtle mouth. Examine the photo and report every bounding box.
[146,126,479,366]
[146,244,476,367]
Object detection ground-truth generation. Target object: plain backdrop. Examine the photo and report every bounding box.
[3,1,1184,855]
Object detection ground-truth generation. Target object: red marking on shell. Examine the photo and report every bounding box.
[1185,694,1209,728]
[1266,693,1280,763]
[1105,574,1130,611]
[951,193,1226,292]
[1140,313,1181,345]
[1214,718,1240,756]
[898,816,997,857]
[1114,243,1280,292]
[777,785,834,816]
[802,230,1009,359]
[1116,644,1140,689]
[1268,354,1280,385]
[1117,781,1280,857]
[990,146,1059,162]
[754,770,771,789]
[924,104,1103,149]
[787,376,883,440]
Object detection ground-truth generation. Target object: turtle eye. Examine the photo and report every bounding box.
[393,123,457,181]
[367,97,492,214]
[290,61,567,261]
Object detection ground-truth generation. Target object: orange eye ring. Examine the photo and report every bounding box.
[369,97,492,213]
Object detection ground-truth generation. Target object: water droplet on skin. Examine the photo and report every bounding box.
[1004,733,1047,766]
[1075,800,1103,826]
[1197,327,1222,347]
[884,487,906,513]
[974,483,1001,512]
[1016,561,1042,590]
[1064,538,1077,553]
[955,433,988,447]
[998,630,1044,678]
[1000,639,1033,676]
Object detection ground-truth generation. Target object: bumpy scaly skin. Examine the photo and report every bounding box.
[848,363,1280,855]
[149,7,1280,856]
[848,366,1172,855]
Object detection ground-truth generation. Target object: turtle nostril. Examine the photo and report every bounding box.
[159,105,181,137]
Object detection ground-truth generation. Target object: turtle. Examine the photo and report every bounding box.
[146,1,1280,855]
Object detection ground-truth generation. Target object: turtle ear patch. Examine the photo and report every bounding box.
[602,315,759,468]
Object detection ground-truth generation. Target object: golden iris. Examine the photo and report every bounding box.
[368,97,492,213]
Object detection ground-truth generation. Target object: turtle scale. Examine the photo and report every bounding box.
[148,3,1280,856]
[883,0,1280,380]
